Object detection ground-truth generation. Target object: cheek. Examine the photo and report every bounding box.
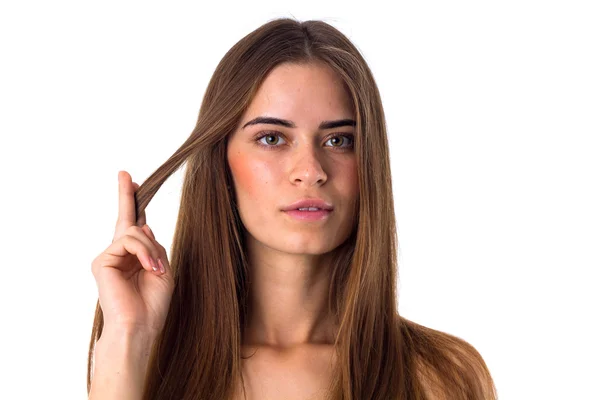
[344,159,360,196]
[343,160,360,218]
[228,153,280,232]
[228,152,276,199]
[229,155,254,193]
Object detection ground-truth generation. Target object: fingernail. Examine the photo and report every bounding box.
[157,257,166,274]
[148,256,158,271]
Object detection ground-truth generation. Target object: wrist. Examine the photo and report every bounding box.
[100,323,160,342]
[95,326,157,367]
[90,327,157,399]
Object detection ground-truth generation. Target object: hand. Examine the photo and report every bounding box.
[91,171,174,337]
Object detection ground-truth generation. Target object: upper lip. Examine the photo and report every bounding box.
[282,198,334,211]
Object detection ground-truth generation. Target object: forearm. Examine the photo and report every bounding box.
[88,327,157,400]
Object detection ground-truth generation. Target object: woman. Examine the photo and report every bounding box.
[87,17,497,400]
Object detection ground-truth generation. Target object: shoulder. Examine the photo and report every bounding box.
[398,316,497,400]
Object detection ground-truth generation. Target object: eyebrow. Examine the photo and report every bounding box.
[242,116,356,130]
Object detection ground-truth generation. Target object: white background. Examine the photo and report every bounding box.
[1,1,598,399]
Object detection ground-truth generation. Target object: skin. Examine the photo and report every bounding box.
[226,61,359,399]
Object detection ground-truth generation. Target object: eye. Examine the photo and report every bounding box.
[254,131,354,151]
[257,132,283,147]
[325,135,354,149]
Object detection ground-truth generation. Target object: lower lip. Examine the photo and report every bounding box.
[283,209,332,221]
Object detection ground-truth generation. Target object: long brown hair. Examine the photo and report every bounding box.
[87,17,497,399]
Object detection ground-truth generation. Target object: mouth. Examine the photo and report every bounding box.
[282,208,332,221]
[281,198,334,212]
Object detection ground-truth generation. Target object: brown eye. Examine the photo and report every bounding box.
[330,137,342,147]
[264,135,279,145]
[254,131,354,152]
[326,135,354,149]
[255,132,286,149]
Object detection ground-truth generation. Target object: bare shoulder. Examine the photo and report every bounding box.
[399,317,497,400]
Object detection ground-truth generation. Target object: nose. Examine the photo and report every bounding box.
[288,144,328,187]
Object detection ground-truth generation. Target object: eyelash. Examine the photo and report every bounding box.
[254,131,355,152]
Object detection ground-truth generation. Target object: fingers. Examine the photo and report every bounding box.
[117,171,137,228]
[95,225,166,276]
[142,224,169,274]
[142,224,155,241]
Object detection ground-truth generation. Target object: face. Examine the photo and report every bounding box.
[226,62,359,256]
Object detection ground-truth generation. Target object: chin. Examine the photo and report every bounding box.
[250,235,333,255]
[277,236,340,255]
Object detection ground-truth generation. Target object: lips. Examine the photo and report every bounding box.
[283,208,332,221]
[282,198,334,211]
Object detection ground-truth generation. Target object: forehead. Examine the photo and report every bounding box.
[240,62,354,127]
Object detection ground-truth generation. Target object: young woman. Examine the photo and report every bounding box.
[87,17,497,400]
